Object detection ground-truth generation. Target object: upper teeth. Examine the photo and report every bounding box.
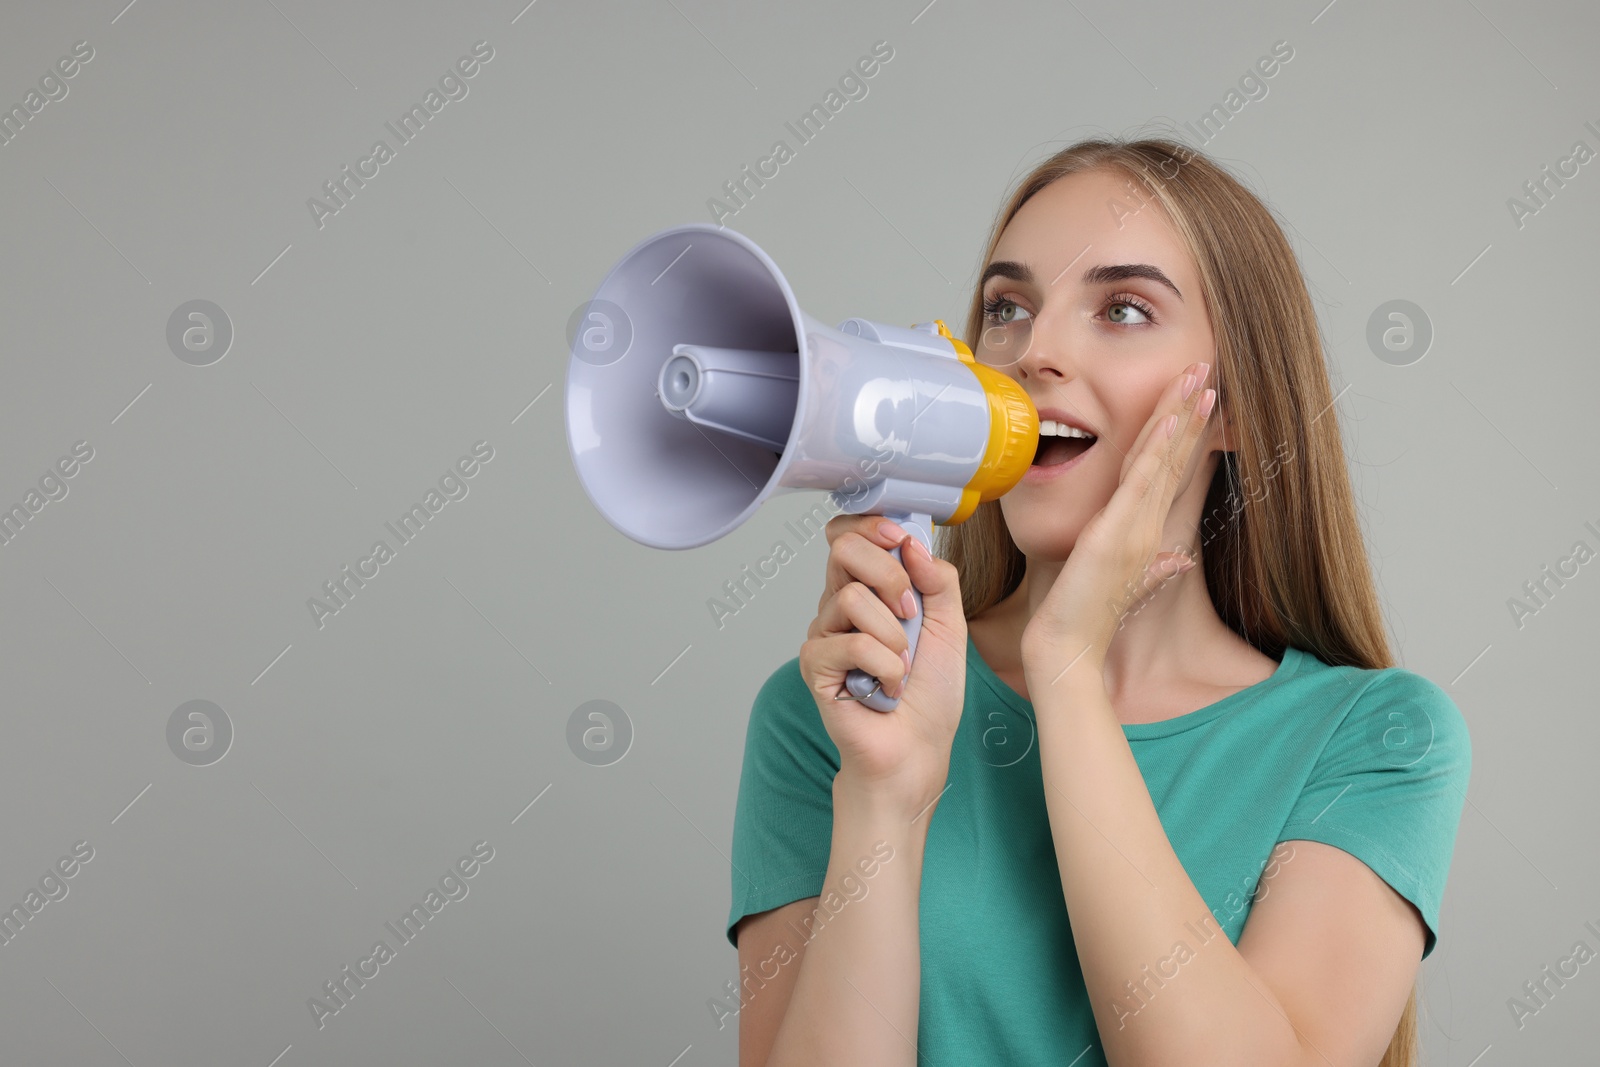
[1040,420,1095,439]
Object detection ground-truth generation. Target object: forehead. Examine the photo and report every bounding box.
[991,167,1194,283]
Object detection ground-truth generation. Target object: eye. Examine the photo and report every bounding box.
[981,294,1032,326]
[1104,292,1157,325]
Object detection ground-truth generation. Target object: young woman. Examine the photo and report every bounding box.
[725,136,1471,1067]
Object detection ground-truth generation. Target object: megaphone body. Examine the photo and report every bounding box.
[566,224,1037,710]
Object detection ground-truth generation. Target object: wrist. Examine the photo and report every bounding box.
[1021,633,1107,689]
[833,766,946,828]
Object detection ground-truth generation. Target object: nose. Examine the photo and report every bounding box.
[1012,312,1068,384]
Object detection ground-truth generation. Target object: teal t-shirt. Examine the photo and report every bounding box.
[725,635,1471,1064]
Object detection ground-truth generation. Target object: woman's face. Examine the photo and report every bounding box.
[978,166,1223,560]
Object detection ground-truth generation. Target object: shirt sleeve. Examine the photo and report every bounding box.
[725,656,841,948]
[1276,668,1472,960]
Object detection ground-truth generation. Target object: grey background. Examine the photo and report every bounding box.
[0,0,1594,1063]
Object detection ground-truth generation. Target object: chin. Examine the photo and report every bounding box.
[998,501,1083,561]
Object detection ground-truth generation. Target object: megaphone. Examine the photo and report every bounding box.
[565,223,1037,711]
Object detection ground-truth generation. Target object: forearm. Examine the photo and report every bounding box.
[1034,676,1305,1066]
[764,773,931,1067]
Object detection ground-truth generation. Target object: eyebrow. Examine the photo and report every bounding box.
[980,259,1183,301]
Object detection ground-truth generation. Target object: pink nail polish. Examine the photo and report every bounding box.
[1181,373,1198,400]
[900,590,918,618]
[1197,389,1216,419]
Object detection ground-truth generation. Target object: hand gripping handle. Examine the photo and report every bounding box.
[842,512,931,712]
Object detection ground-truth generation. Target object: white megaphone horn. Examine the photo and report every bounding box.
[564,223,1038,711]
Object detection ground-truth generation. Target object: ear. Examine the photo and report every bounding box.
[1205,390,1236,455]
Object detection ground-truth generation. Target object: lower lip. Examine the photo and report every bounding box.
[1020,439,1098,483]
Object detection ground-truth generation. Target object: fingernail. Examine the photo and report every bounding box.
[908,535,931,560]
[1197,389,1216,419]
[900,590,918,618]
[877,521,906,543]
[1181,373,1198,400]
[1197,361,1211,384]
[1164,413,1179,438]
[901,648,913,673]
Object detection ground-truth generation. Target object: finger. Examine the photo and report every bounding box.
[820,530,919,620]
[823,512,910,549]
[1123,360,1211,481]
[1094,366,1212,565]
[801,631,908,700]
[808,579,912,656]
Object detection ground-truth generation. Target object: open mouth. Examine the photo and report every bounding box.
[1032,421,1097,467]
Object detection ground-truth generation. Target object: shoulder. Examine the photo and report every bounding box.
[743,656,840,768]
[1335,661,1472,777]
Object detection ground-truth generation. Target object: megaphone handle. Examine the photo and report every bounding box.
[842,512,931,712]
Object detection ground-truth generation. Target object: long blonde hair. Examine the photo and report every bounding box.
[938,135,1419,1066]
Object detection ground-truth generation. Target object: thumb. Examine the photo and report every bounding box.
[900,534,963,628]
